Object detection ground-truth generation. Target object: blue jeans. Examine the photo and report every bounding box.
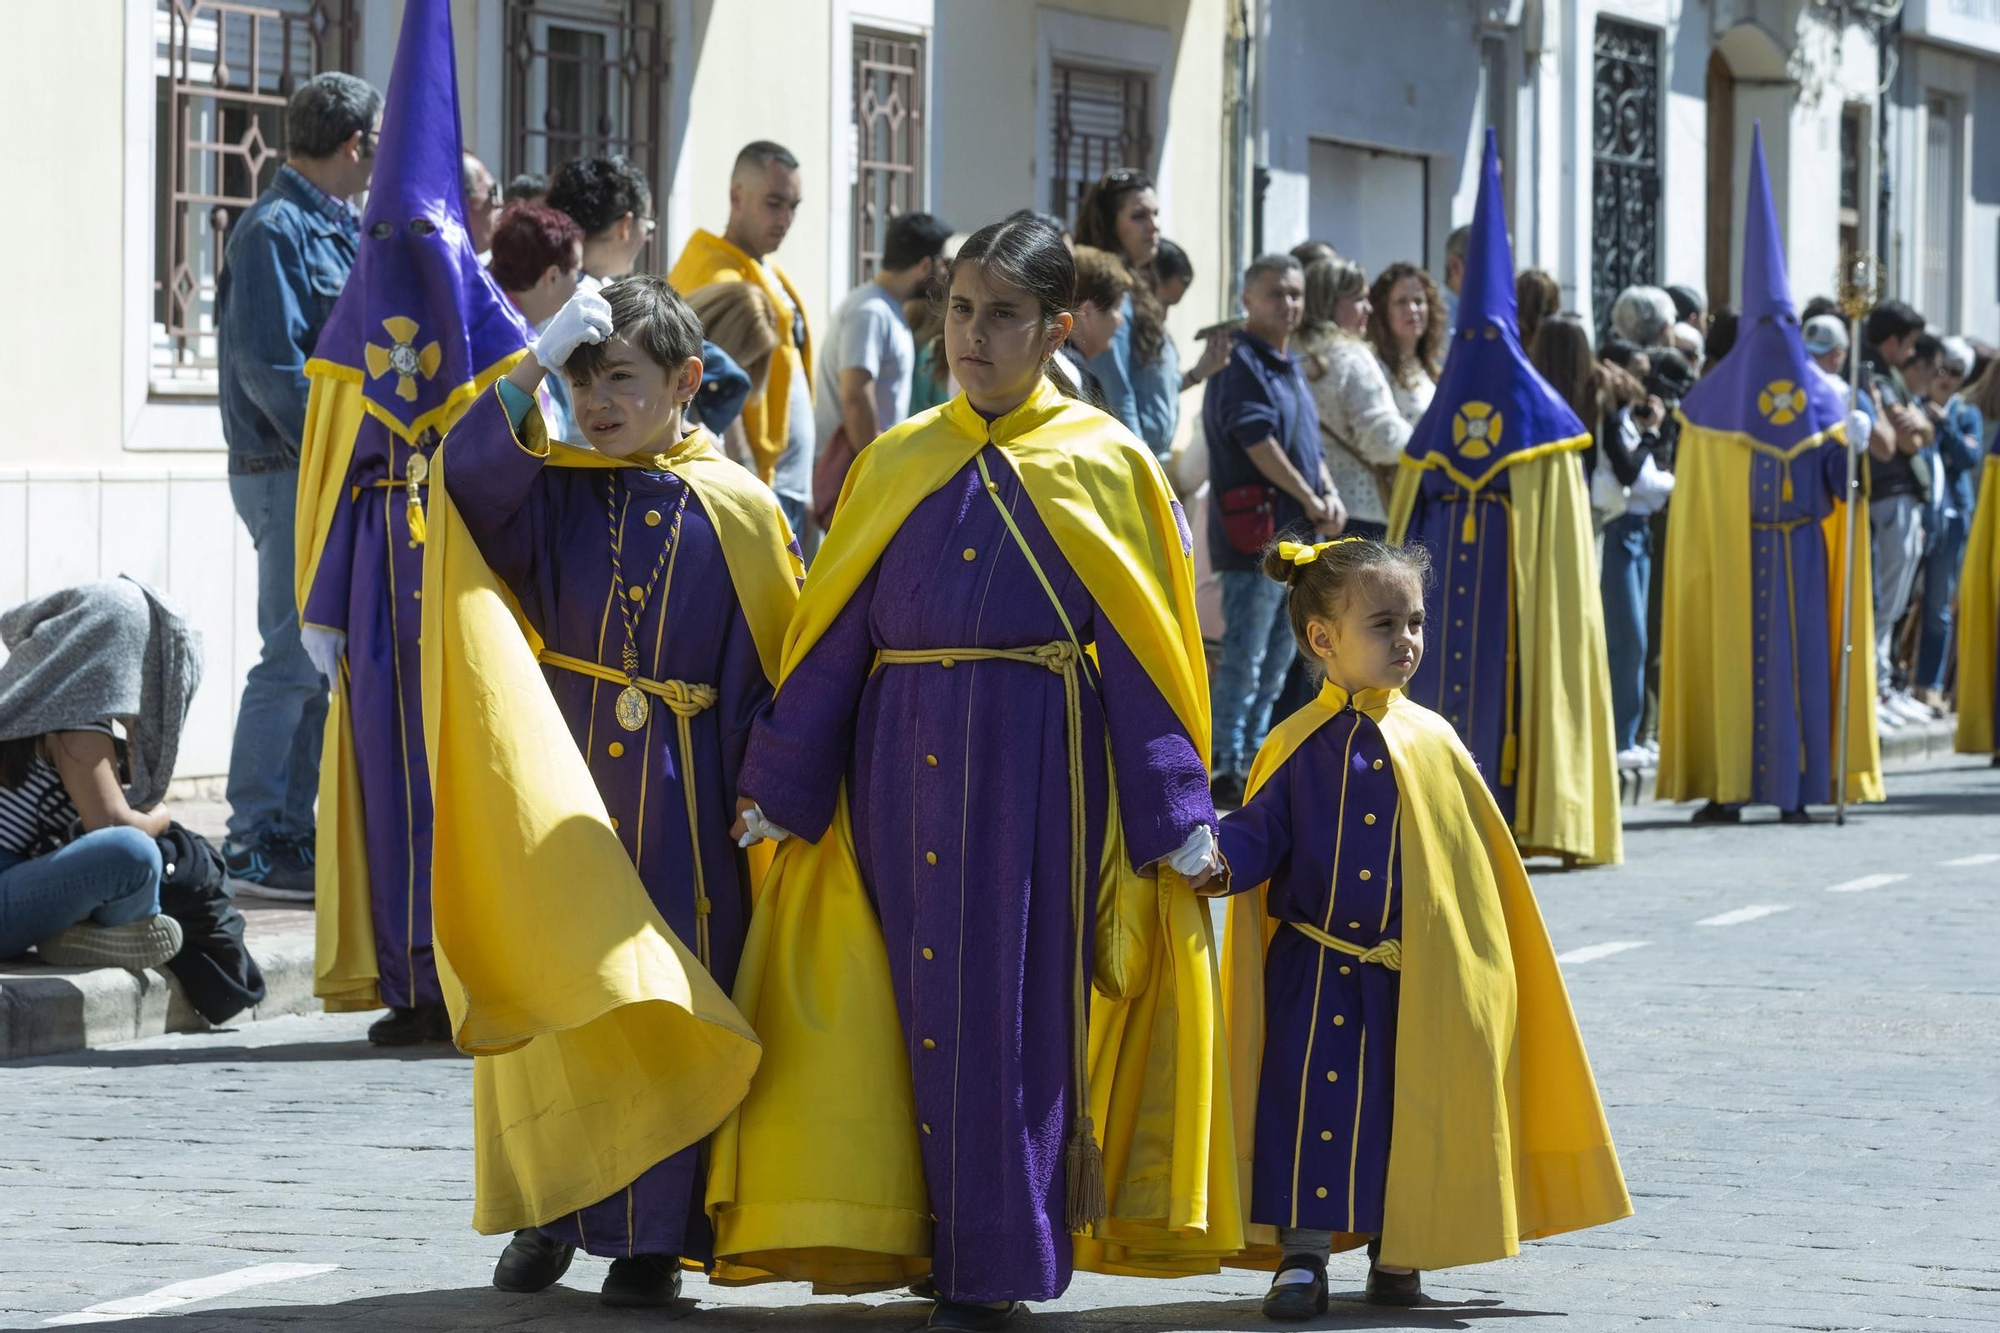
[1599,513,1651,750]
[1915,510,1970,692]
[0,827,163,959]
[225,468,327,846]
[1212,569,1296,776]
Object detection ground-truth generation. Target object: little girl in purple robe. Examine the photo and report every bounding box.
[1217,536,1629,1320]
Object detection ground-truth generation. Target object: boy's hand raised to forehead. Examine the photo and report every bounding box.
[532,290,615,372]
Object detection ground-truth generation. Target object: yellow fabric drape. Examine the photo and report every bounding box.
[1387,449,1622,865]
[668,229,813,485]
[1659,424,1882,804]
[418,390,799,1234]
[1955,457,2000,756]
[708,380,1243,1289]
[1222,682,1632,1272]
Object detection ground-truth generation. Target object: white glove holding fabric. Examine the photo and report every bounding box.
[532,290,614,372]
[736,805,792,849]
[1166,823,1219,878]
[301,625,346,694]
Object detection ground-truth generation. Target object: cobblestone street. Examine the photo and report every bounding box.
[3,759,1997,1332]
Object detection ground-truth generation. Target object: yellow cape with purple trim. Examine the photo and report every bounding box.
[417,388,801,1234]
[706,377,1244,1290]
[1222,682,1632,1271]
[1955,456,2000,756]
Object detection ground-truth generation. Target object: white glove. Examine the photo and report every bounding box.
[532,290,614,372]
[301,625,346,693]
[1166,824,1219,878]
[736,805,792,849]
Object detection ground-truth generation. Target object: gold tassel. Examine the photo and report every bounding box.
[1461,509,1478,544]
[406,497,427,546]
[1065,1114,1107,1233]
[1501,732,1518,785]
[1781,470,1794,503]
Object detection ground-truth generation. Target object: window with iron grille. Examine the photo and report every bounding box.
[504,0,666,265]
[1048,61,1153,228]
[1839,103,1864,266]
[1589,17,1659,341]
[152,0,357,394]
[851,29,925,286]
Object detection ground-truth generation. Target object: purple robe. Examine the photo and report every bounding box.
[737,446,1213,1304]
[1218,704,1401,1234]
[302,419,440,1011]
[442,386,773,1262]
[1747,442,1848,810]
[1402,471,1516,818]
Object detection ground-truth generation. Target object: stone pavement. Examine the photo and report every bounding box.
[2,757,1997,1331]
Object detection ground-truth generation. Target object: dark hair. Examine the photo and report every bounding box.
[734,140,800,175]
[1261,537,1431,664]
[1366,262,1446,384]
[1516,268,1561,353]
[1800,295,1842,325]
[882,211,953,272]
[1291,240,1337,267]
[1597,335,1643,371]
[284,72,381,160]
[1071,245,1133,313]
[1909,332,1945,367]
[1074,170,1168,366]
[1529,313,1599,429]
[566,274,704,386]
[946,216,1079,400]
[547,155,653,238]
[1243,252,1302,292]
[1645,347,1696,402]
[506,172,548,203]
[1444,225,1472,262]
[1704,310,1739,365]
[1665,283,1707,323]
[1004,207,1071,240]
[1154,238,1194,285]
[1864,299,1925,348]
[487,202,584,292]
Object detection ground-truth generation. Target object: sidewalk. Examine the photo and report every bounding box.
[1615,713,1965,804]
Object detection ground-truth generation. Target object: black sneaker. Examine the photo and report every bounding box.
[223,836,315,903]
[369,1004,453,1046]
[600,1254,681,1308]
[286,830,317,870]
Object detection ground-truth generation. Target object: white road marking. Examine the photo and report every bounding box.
[1697,904,1794,927]
[1942,853,2000,868]
[1826,873,1908,893]
[44,1264,338,1325]
[1556,941,1651,965]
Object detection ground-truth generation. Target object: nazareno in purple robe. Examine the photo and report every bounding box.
[1217,699,1401,1236]
[302,417,441,1011]
[442,385,773,1263]
[737,445,1215,1305]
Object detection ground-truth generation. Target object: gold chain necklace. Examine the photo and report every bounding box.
[604,473,688,731]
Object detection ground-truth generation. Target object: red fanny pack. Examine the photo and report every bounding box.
[1218,482,1277,555]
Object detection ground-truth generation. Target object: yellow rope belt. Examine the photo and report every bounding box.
[1288,919,1402,971]
[536,647,720,966]
[874,638,1103,1229]
[1750,516,1813,532]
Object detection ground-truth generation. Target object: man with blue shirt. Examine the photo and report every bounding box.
[1204,252,1344,804]
[215,71,380,900]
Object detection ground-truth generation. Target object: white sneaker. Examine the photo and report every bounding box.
[1617,746,1652,769]
[1887,692,1932,723]
[1876,701,1904,731]
[1642,738,1660,755]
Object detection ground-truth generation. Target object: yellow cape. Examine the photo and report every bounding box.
[418,386,802,1234]
[707,379,1244,1289]
[1658,421,1883,803]
[294,351,525,1012]
[1222,682,1632,1271]
[1387,447,1623,865]
[1955,456,2000,756]
[668,229,813,486]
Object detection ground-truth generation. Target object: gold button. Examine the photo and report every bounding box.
[628,586,645,602]
[962,548,977,561]
[1364,814,1376,825]
[1371,759,1383,770]
[412,588,421,600]
[1457,586,1467,594]
[1320,1130,1333,1141]
[1315,1187,1329,1199]
[1359,870,1371,882]
[645,509,662,527]
[1333,1015,1346,1026]
[1339,966,1351,975]
[986,481,999,493]
[925,851,938,865]
[940,657,956,669]
[922,1038,936,1050]
[1325,1070,1338,1082]
[1454,618,1464,627]
[922,947,934,960]
[607,742,625,758]
[925,754,938,767]
[610,817,620,830]
[921,1123,932,1135]
[1454,652,1463,660]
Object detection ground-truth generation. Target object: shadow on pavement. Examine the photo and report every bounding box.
[5,1038,468,1071]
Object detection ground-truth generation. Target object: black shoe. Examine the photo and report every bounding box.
[1261,1255,1329,1321]
[369,1004,451,1046]
[1365,1237,1423,1306]
[928,1300,1020,1331]
[1690,800,1742,825]
[223,836,315,902]
[492,1228,574,1293]
[908,1275,939,1301]
[1779,806,1817,825]
[1210,770,1247,809]
[601,1254,682,1308]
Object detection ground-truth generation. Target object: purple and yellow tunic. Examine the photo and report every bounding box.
[1220,693,1401,1235]
[737,445,1213,1304]
[443,385,774,1262]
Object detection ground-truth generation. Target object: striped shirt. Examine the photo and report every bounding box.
[0,723,112,858]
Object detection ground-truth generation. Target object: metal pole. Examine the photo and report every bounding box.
[1834,333,1860,826]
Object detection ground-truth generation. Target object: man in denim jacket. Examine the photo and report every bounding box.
[215,72,380,901]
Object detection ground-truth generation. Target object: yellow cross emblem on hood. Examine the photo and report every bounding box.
[1757,379,1806,426]
[364,316,443,403]
[1451,400,1503,459]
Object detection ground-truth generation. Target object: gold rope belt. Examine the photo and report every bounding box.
[873,639,1101,1228]
[1288,919,1402,971]
[1750,516,1813,532]
[536,647,721,966]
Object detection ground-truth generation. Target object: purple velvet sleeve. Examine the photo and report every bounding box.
[715,594,776,833]
[735,566,881,842]
[439,384,558,615]
[1095,618,1217,869]
[1216,757,1293,894]
[300,470,358,633]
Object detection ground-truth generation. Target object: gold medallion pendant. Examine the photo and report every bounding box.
[615,685,650,731]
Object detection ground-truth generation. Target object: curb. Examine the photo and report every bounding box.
[0,931,317,1062]
[1618,716,1967,806]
